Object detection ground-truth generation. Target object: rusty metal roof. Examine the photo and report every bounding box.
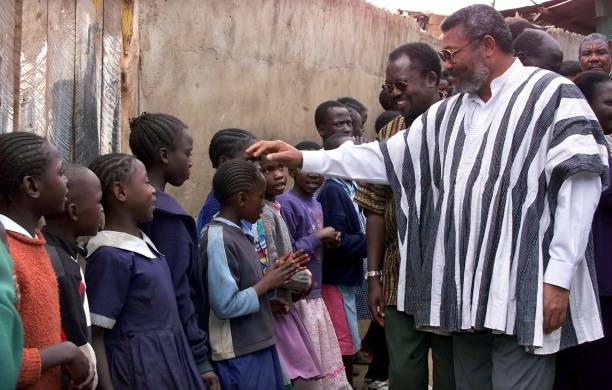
[500,0,596,35]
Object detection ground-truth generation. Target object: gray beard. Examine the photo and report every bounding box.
[455,57,490,94]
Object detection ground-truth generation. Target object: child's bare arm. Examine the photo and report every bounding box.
[92,326,114,390]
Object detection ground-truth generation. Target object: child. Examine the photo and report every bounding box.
[259,155,323,385]
[0,132,93,389]
[194,159,307,389]
[42,164,102,388]
[129,113,219,389]
[196,128,257,232]
[86,153,205,389]
[278,141,352,389]
[195,128,269,284]
[318,133,367,384]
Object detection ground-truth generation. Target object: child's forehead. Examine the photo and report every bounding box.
[259,155,282,168]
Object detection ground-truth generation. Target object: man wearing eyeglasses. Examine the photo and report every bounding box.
[354,42,455,390]
[248,5,608,389]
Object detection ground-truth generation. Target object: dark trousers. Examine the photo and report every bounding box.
[454,333,555,390]
[554,295,612,390]
[385,306,455,390]
[362,321,389,381]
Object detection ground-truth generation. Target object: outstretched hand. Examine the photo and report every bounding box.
[246,140,304,169]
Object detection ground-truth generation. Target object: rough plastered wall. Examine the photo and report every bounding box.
[138,0,441,215]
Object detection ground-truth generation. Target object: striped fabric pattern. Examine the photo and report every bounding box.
[380,65,609,354]
[355,115,408,305]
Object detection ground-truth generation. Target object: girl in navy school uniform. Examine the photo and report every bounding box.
[129,112,220,389]
[86,153,205,390]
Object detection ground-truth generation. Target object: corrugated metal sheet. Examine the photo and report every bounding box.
[2,0,125,164]
[0,0,16,134]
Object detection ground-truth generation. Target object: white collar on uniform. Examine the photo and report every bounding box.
[0,214,35,239]
[86,230,160,259]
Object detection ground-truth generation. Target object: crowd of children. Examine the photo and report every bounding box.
[0,100,388,389]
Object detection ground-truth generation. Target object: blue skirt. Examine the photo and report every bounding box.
[213,346,285,390]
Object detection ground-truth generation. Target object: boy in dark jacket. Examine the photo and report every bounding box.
[42,164,102,388]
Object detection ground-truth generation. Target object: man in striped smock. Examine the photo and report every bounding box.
[248,5,609,389]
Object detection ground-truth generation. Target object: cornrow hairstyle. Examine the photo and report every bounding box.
[208,128,257,169]
[129,112,187,168]
[0,132,51,203]
[295,141,321,151]
[88,153,138,208]
[337,97,366,115]
[212,159,263,203]
[314,101,347,128]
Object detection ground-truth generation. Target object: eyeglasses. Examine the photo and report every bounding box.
[438,41,474,64]
[381,75,421,93]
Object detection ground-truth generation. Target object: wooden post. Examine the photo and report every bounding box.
[101,0,121,154]
[16,0,47,136]
[120,0,139,153]
[0,0,16,134]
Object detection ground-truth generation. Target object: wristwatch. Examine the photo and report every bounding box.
[364,270,382,280]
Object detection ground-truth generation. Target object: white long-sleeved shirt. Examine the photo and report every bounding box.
[301,59,608,354]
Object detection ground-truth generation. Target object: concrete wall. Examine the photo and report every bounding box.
[137,1,586,216]
[138,0,440,215]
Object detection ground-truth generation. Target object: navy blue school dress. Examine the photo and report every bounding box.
[140,191,213,374]
[85,230,205,390]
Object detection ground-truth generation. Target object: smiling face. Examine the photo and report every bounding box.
[580,39,612,74]
[124,160,156,223]
[292,169,324,197]
[166,128,193,187]
[385,54,438,120]
[441,26,490,94]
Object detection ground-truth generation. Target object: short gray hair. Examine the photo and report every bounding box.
[441,4,513,54]
[579,33,610,55]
